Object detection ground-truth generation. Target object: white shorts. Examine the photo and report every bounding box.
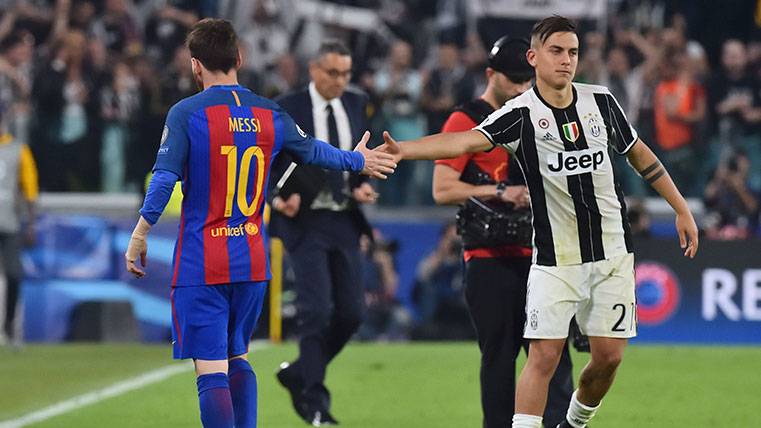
[524,253,637,339]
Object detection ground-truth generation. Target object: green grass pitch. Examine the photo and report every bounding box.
[1,342,758,427]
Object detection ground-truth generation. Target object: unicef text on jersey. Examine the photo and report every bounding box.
[546,148,605,176]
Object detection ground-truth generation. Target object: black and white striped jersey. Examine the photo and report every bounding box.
[474,83,637,266]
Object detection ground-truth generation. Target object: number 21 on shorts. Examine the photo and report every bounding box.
[611,302,636,332]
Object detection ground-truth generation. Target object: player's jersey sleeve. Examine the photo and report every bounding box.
[473,106,523,154]
[276,108,363,171]
[594,91,639,155]
[276,108,321,163]
[152,104,190,177]
[436,111,476,172]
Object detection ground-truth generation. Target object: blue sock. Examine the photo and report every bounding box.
[229,358,258,428]
[196,373,234,428]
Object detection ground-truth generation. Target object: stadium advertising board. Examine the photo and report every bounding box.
[634,238,761,344]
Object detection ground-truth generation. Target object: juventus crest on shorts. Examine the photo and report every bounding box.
[475,83,637,266]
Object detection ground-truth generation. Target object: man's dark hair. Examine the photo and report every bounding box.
[186,18,239,73]
[530,15,577,45]
[314,39,351,61]
[0,31,25,53]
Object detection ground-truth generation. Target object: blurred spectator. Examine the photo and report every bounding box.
[238,0,290,76]
[411,223,471,340]
[621,28,664,153]
[707,39,761,190]
[68,0,97,33]
[31,29,104,191]
[144,1,198,64]
[601,46,649,197]
[653,47,706,197]
[0,30,34,145]
[421,42,474,134]
[416,42,474,205]
[703,151,760,239]
[99,59,139,192]
[0,108,38,347]
[90,0,140,55]
[357,231,412,341]
[127,54,164,191]
[369,39,426,205]
[434,0,468,47]
[260,53,301,99]
[159,45,195,110]
[626,199,652,237]
[576,31,606,83]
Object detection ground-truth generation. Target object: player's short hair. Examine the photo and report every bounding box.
[314,39,351,61]
[530,15,577,46]
[186,18,239,73]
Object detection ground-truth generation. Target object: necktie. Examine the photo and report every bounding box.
[326,104,346,203]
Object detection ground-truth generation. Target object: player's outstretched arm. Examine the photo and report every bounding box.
[379,130,492,163]
[627,139,699,258]
[125,216,151,278]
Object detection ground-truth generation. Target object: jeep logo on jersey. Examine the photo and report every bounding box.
[561,121,580,142]
[546,149,605,176]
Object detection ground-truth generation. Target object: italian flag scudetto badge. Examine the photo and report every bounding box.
[562,121,579,142]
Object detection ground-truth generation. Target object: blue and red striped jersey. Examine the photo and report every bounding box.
[152,84,363,287]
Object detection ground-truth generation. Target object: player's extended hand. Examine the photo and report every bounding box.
[676,211,699,258]
[378,131,403,164]
[125,234,148,278]
[352,182,378,204]
[354,131,397,179]
[273,194,301,218]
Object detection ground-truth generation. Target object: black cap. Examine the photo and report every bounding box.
[488,36,533,82]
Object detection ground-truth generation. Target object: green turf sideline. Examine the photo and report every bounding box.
[6,343,760,427]
[0,363,192,428]
[0,341,270,428]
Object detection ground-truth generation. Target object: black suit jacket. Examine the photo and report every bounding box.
[268,85,373,250]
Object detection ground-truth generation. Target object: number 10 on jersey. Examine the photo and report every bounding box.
[220,145,265,217]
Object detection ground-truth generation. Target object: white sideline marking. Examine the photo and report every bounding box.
[0,341,271,428]
[0,362,192,428]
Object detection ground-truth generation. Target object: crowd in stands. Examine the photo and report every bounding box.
[0,0,759,237]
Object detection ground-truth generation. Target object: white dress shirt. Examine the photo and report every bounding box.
[308,82,352,210]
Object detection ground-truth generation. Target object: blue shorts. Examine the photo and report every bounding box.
[170,281,267,360]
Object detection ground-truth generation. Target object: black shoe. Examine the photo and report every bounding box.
[306,408,339,426]
[277,362,309,419]
[320,410,339,425]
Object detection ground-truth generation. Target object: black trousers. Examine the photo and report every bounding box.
[288,211,365,409]
[0,233,22,339]
[464,256,574,428]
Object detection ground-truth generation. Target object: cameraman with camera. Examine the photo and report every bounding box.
[432,36,574,428]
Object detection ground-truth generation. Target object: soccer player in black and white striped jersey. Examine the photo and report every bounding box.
[379,16,699,428]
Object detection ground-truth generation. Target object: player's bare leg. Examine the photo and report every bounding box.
[195,359,234,428]
[577,337,626,404]
[513,338,566,427]
[552,337,626,427]
[196,359,229,376]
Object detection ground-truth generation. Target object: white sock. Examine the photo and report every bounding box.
[566,389,601,428]
[512,413,543,428]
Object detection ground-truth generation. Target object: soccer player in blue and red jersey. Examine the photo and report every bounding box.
[124,19,396,428]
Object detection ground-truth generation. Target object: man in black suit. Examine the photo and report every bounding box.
[270,40,377,426]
